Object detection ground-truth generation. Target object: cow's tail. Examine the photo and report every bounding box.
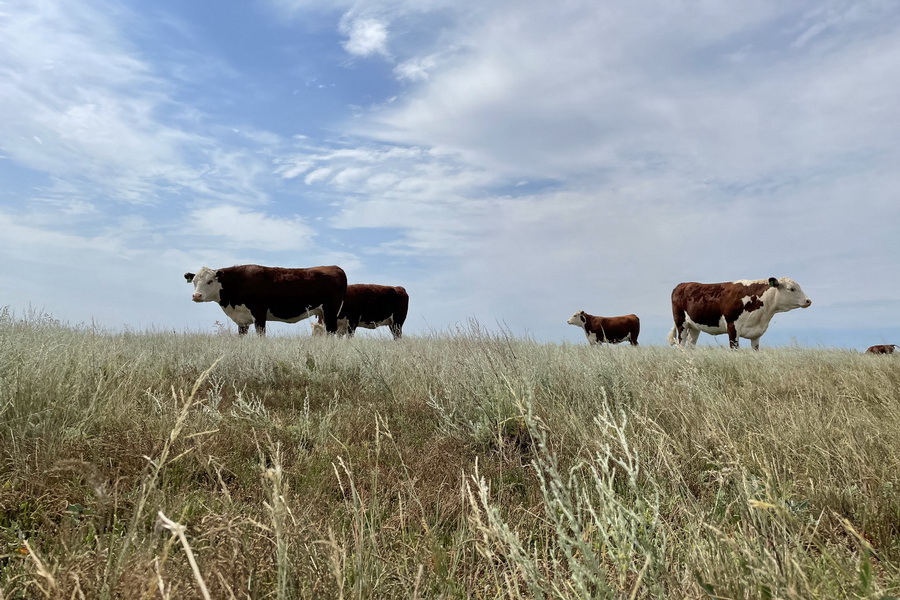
[667,326,678,346]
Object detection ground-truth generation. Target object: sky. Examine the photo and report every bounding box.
[1,0,899,349]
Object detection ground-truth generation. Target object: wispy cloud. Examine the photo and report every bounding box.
[0,0,274,207]
[187,205,316,252]
[394,54,440,82]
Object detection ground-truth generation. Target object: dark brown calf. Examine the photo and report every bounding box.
[337,284,409,339]
[567,311,639,346]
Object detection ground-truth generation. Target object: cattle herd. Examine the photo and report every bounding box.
[186,265,893,352]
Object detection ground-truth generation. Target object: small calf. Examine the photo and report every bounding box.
[567,311,640,346]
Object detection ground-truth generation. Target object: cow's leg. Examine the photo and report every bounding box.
[389,323,402,340]
[346,318,359,338]
[251,309,267,337]
[673,313,687,346]
[727,322,739,349]
[237,325,250,335]
[322,304,340,335]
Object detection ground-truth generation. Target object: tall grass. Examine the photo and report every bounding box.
[0,308,898,598]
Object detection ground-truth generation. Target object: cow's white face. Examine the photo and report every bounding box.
[769,277,812,312]
[567,311,586,326]
[188,267,223,303]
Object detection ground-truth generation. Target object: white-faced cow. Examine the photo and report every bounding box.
[567,311,640,346]
[865,344,898,354]
[184,264,347,336]
[668,277,811,350]
[311,284,409,339]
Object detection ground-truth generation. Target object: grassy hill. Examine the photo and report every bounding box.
[1,309,898,599]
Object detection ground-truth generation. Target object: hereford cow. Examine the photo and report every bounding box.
[567,311,640,346]
[865,344,898,354]
[311,284,409,339]
[668,277,811,350]
[184,264,347,336]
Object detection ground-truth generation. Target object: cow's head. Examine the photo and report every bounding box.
[185,267,223,303]
[567,311,587,326]
[767,277,812,312]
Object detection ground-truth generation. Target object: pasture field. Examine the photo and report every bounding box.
[1,310,898,599]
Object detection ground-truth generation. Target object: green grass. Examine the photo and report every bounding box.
[0,308,898,599]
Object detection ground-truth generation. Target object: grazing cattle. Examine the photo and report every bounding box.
[567,311,640,346]
[865,344,898,354]
[184,264,347,336]
[311,284,409,339]
[668,277,811,350]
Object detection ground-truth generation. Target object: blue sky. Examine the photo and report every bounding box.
[1,0,899,349]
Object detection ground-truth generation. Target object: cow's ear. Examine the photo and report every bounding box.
[768,277,779,288]
[216,270,224,279]
[184,272,195,282]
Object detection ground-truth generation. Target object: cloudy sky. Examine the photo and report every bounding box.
[2,0,899,348]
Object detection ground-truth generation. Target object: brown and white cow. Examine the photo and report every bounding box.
[185,264,347,336]
[668,277,811,350]
[865,344,898,354]
[567,311,640,346]
[312,283,409,339]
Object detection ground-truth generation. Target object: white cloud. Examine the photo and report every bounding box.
[394,55,438,81]
[304,167,333,185]
[340,16,390,58]
[355,1,900,187]
[187,205,316,252]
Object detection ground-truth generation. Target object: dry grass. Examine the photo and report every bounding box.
[0,307,898,599]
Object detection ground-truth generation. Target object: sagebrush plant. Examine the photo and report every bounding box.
[0,308,898,599]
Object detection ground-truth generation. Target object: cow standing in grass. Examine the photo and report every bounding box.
[865,344,898,354]
[185,264,347,335]
[312,283,409,339]
[668,277,811,350]
[567,311,640,346]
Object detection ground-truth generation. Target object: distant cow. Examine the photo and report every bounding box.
[567,311,640,346]
[312,284,409,339]
[668,277,811,350]
[185,264,347,336]
[865,344,898,354]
